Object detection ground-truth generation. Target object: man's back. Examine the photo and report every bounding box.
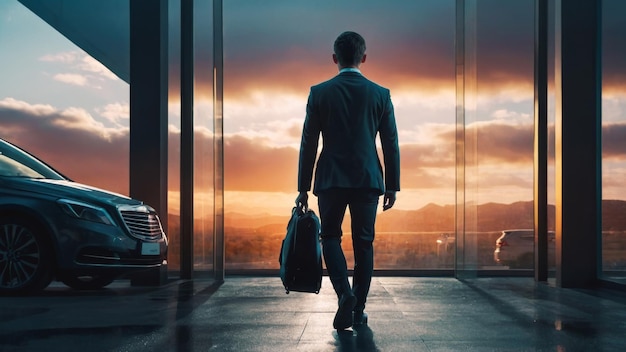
[298,71,399,196]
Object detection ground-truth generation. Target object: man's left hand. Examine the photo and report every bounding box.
[382,191,396,211]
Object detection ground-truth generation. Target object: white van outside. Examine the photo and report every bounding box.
[494,229,555,268]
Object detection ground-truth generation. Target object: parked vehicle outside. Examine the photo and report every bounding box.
[0,138,167,294]
[494,229,555,268]
[435,232,455,267]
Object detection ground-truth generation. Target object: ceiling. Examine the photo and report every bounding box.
[18,0,130,83]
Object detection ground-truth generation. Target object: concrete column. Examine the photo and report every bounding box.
[554,0,602,288]
[129,0,169,285]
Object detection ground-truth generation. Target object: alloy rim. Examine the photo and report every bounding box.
[0,224,41,289]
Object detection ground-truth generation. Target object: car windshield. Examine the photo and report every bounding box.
[0,139,66,180]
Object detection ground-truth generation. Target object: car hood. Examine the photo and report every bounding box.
[5,178,142,207]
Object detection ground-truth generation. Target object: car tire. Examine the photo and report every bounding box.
[61,274,115,290]
[513,252,534,269]
[0,217,54,294]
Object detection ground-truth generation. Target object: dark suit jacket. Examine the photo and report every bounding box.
[298,71,400,196]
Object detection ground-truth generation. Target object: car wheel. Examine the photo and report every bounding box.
[513,252,534,269]
[61,274,115,290]
[0,217,53,294]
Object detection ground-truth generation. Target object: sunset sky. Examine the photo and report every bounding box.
[1,0,625,218]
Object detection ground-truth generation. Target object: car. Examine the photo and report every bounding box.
[435,232,455,266]
[494,229,555,268]
[0,138,167,293]
[436,233,455,254]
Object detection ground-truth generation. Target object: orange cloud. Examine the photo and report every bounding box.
[2,98,626,198]
[223,134,298,192]
[603,122,626,159]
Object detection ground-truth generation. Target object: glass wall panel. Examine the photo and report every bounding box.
[223,0,456,270]
[193,0,214,271]
[456,0,479,276]
[168,0,182,271]
[547,0,557,277]
[0,3,130,203]
[167,0,215,273]
[601,0,626,284]
[459,0,536,272]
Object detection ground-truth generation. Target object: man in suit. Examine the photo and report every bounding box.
[296,31,400,331]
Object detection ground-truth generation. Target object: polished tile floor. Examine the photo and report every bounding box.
[1,276,625,351]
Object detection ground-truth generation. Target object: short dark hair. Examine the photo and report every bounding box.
[333,31,366,67]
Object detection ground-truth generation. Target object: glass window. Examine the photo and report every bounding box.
[459,0,536,273]
[192,0,215,271]
[223,0,456,270]
[602,0,626,284]
[168,0,182,271]
[166,0,215,273]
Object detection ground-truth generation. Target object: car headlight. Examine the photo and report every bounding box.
[57,199,115,226]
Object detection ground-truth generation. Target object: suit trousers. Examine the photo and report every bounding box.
[317,188,379,313]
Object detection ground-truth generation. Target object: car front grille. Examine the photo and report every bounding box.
[120,208,164,241]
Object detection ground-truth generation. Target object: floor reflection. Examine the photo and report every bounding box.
[333,325,379,352]
[175,325,192,352]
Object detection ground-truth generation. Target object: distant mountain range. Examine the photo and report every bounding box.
[168,199,626,233]
[374,201,541,232]
[377,200,626,232]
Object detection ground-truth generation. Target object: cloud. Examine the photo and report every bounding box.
[79,55,118,81]
[2,97,626,198]
[39,51,80,63]
[39,50,119,88]
[603,161,626,202]
[232,119,303,148]
[223,134,298,192]
[214,0,457,99]
[491,109,532,121]
[602,122,626,159]
[603,1,626,89]
[421,120,533,164]
[0,98,56,116]
[223,91,306,147]
[0,98,129,194]
[53,73,88,86]
[209,0,626,103]
[468,122,535,164]
[97,102,130,125]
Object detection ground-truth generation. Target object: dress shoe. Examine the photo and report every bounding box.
[333,293,357,330]
[353,311,368,326]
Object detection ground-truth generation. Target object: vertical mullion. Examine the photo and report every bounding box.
[534,0,548,282]
[213,0,225,283]
[180,0,194,280]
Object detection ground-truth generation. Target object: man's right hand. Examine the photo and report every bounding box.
[295,191,309,211]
